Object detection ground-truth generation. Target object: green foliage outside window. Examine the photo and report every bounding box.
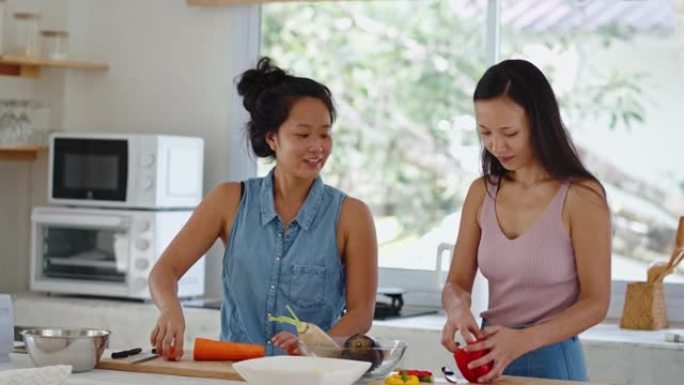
[261,0,649,243]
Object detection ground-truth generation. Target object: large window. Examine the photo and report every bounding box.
[259,0,684,315]
[261,0,488,272]
[499,0,684,285]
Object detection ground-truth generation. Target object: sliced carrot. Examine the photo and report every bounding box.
[193,338,265,361]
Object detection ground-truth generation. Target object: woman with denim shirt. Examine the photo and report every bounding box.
[441,59,611,383]
[149,57,378,359]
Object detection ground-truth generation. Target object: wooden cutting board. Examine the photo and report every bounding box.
[96,354,243,381]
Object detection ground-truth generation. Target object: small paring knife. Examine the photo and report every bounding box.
[129,348,159,365]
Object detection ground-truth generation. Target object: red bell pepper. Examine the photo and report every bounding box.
[395,369,434,383]
[453,339,493,383]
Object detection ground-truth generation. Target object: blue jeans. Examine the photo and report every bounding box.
[503,335,588,381]
[482,320,588,381]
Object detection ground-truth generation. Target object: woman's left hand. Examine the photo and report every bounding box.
[271,331,302,355]
[465,325,532,383]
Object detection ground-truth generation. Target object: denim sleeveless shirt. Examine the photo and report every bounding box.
[220,169,347,355]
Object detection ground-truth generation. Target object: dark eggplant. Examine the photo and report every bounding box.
[341,334,384,372]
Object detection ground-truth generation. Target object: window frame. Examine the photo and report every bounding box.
[236,0,684,323]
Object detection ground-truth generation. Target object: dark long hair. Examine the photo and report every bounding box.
[236,57,336,158]
[473,59,600,188]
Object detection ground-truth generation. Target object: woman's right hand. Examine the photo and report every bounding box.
[150,306,186,360]
[441,303,481,352]
[271,331,302,355]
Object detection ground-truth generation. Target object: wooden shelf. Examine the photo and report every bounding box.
[0,55,108,78]
[0,145,48,161]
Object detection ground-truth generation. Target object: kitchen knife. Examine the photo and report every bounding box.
[111,347,142,359]
[129,349,158,364]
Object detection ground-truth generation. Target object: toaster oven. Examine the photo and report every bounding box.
[30,206,205,300]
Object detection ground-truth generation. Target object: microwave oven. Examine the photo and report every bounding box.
[30,206,205,300]
[48,133,204,209]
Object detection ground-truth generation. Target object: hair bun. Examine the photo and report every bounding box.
[237,57,288,112]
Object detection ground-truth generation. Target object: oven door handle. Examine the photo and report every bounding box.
[31,213,130,228]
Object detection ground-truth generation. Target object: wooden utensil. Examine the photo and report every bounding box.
[654,248,684,282]
[621,217,684,330]
[675,216,684,249]
[653,216,684,282]
[647,260,669,283]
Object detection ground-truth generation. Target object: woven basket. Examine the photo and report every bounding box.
[620,282,668,330]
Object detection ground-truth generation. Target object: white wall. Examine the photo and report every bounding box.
[0,0,259,297]
[0,0,67,293]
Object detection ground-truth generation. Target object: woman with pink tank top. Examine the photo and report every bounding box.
[441,60,611,383]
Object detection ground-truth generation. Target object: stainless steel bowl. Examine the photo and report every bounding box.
[21,328,110,372]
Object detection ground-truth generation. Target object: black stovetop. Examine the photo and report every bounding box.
[182,294,438,321]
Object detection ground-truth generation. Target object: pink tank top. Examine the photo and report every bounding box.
[478,180,579,327]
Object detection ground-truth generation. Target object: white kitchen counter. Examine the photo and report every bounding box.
[8,292,684,384]
[372,313,684,351]
[370,313,684,385]
[1,353,242,385]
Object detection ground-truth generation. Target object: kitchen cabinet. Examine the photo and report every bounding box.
[0,55,108,78]
[0,145,47,161]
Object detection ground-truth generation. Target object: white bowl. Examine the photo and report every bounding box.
[233,356,371,385]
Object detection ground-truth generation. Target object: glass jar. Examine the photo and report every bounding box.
[41,30,69,60]
[13,12,41,57]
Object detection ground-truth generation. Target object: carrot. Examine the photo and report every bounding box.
[192,338,265,361]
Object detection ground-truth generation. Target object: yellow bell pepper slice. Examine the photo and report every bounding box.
[385,372,420,385]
